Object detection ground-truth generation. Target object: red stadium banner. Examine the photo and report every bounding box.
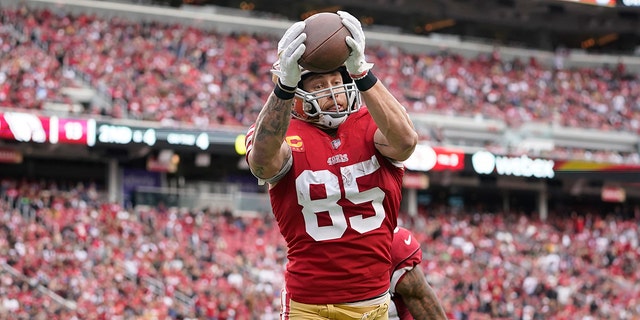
[405,145,465,172]
[0,112,94,146]
[0,112,48,143]
[50,117,96,146]
[556,0,617,7]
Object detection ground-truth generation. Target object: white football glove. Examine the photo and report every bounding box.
[272,21,306,88]
[338,11,374,78]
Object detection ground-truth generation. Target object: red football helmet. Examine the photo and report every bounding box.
[272,63,361,129]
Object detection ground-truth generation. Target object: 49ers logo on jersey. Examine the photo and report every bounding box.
[285,135,304,152]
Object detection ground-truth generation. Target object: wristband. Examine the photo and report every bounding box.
[350,70,369,80]
[354,71,377,91]
[273,81,296,100]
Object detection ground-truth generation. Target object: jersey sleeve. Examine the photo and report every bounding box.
[244,123,256,163]
[244,123,292,185]
[390,227,422,294]
[243,123,266,184]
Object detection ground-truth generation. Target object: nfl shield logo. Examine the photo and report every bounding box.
[331,139,341,149]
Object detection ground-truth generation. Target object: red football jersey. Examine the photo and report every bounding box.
[389,227,422,320]
[248,107,405,304]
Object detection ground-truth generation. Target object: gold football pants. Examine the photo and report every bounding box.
[284,297,390,320]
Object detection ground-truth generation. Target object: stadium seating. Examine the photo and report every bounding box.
[1,178,638,318]
[1,3,639,319]
[1,6,639,164]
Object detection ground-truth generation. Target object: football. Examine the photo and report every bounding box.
[298,12,352,73]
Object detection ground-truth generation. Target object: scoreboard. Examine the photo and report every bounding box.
[0,111,95,146]
[0,111,245,155]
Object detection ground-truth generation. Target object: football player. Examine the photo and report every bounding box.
[245,10,418,320]
[389,227,448,320]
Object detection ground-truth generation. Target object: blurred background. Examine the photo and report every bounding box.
[0,0,639,319]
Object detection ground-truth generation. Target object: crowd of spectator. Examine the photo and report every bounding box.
[1,178,639,319]
[0,3,639,320]
[1,5,640,137]
[0,4,640,319]
[0,178,285,319]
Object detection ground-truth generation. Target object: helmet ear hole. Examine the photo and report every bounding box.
[303,102,314,113]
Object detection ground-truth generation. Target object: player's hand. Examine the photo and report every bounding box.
[272,21,306,88]
[338,11,374,79]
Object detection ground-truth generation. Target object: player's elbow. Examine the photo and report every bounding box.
[394,131,418,161]
[248,157,277,181]
[375,129,418,162]
[248,143,291,182]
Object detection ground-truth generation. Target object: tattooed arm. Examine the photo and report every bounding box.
[247,94,293,183]
[246,21,305,184]
[395,265,448,320]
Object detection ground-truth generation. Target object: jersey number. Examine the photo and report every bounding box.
[295,155,386,241]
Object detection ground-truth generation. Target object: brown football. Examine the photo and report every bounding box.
[299,12,352,73]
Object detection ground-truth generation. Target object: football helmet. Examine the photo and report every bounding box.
[272,62,361,129]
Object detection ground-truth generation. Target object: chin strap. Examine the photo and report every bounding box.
[318,114,347,129]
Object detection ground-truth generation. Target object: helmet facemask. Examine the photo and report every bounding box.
[292,67,361,129]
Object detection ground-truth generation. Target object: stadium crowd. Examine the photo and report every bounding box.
[2,6,640,135]
[1,3,640,320]
[1,178,639,319]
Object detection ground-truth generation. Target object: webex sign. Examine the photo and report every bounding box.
[471,151,555,179]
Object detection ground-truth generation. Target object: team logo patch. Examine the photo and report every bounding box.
[285,135,304,152]
[331,138,341,149]
[327,154,348,166]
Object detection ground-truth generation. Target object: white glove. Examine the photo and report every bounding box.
[338,11,374,78]
[272,21,306,88]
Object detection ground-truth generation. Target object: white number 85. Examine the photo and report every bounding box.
[295,155,386,241]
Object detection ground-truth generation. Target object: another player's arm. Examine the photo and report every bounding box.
[395,265,448,320]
